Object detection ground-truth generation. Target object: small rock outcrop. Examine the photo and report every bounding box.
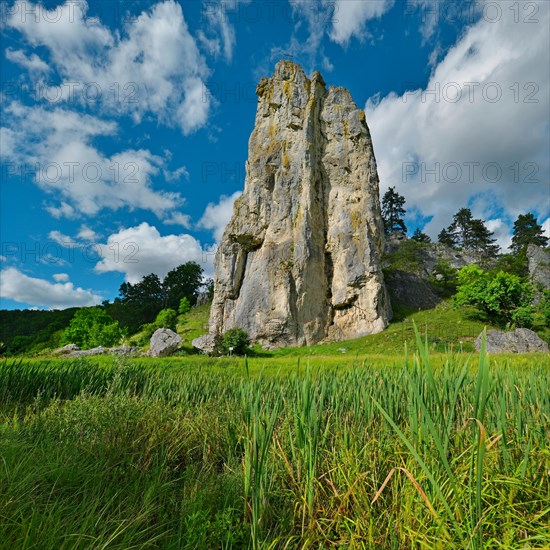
[54,343,80,354]
[195,292,211,308]
[149,328,181,357]
[475,328,549,354]
[57,345,140,358]
[70,345,106,357]
[206,61,390,349]
[192,334,217,355]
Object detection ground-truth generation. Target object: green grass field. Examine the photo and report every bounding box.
[0,328,548,549]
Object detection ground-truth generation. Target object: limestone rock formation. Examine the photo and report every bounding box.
[475,328,549,354]
[207,61,390,348]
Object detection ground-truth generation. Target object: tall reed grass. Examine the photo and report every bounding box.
[0,333,548,548]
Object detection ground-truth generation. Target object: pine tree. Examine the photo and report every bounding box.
[439,208,500,259]
[510,213,548,253]
[438,227,457,248]
[411,228,431,243]
[381,187,407,235]
[448,208,475,248]
[470,218,500,259]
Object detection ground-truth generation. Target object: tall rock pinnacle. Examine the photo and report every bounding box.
[207,61,390,348]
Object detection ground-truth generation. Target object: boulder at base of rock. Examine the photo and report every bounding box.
[150,328,181,357]
[54,343,80,354]
[475,328,549,354]
[192,334,217,355]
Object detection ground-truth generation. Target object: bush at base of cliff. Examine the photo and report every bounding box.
[218,328,250,356]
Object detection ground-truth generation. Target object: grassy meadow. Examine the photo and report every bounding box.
[0,328,549,549]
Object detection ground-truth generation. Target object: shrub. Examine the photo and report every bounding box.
[155,309,178,331]
[511,306,534,329]
[537,290,550,325]
[61,307,122,349]
[453,265,533,327]
[430,258,458,289]
[219,328,250,356]
[386,240,424,272]
[178,297,191,315]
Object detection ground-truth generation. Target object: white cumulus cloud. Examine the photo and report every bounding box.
[5,47,50,73]
[77,225,99,241]
[198,191,242,242]
[365,2,550,239]
[1,102,184,218]
[330,0,395,45]
[94,222,213,283]
[7,0,211,134]
[1,267,102,309]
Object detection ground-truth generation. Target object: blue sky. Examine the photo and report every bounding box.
[1,0,549,309]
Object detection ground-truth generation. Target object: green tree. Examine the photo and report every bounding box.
[411,228,431,243]
[510,213,549,254]
[61,307,122,349]
[469,218,500,259]
[438,227,457,248]
[431,258,457,289]
[491,251,528,278]
[0,308,77,355]
[110,262,205,333]
[178,297,191,315]
[162,262,204,310]
[448,208,475,248]
[154,309,178,331]
[119,274,164,305]
[219,328,250,356]
[453,265,533,326]
[535,290,550,327]
[440,208,500,258]
[111,274,165,332]
[386,239,423,272]
[381,187,407,235]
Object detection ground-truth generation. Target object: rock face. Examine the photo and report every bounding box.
[207,61,390,348]
[384,240,485,278]
[475,328,549,354]
[384,270,440,311]
[149,329,181,357]
[527,244,550,290]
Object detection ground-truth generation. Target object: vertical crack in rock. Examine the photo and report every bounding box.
[206,61,390,349]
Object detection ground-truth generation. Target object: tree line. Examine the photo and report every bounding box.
[105,262,212,334]
[0,262,213,354]
[382,187,548,259]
